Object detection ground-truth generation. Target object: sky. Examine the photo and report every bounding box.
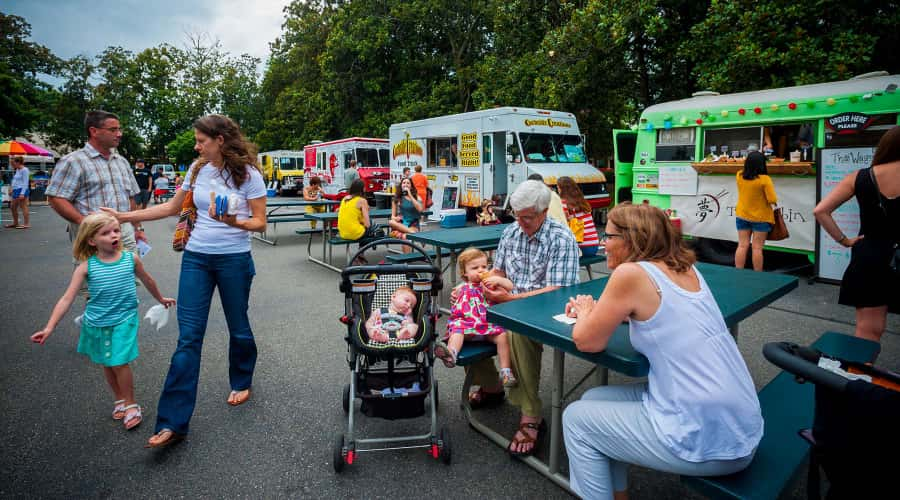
[6,0,288,65]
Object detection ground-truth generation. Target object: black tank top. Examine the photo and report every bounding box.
[856,166,900,244]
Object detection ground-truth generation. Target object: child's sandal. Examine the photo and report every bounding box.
[122,404,142,430]
[434,341,458,368]
[112,400,127,420]
[501,368,518,388]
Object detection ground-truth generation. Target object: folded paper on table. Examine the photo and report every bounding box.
[553,313,576,325]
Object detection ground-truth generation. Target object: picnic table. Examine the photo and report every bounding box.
[253,199,339,245]
[405,224,510,298]
[306,208,395,272]
[471,263,799,495]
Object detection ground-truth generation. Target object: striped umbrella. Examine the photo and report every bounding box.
[0,140,53,157]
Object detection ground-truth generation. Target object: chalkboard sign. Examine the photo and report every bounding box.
[815,147,875,283]
[442,185,458,210]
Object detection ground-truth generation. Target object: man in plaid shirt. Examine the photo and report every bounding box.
[479,180,580,455]
[46,110,146,252]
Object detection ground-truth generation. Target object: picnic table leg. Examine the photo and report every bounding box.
[548,348,565,475]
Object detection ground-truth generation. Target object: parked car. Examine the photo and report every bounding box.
[151,163,176,181]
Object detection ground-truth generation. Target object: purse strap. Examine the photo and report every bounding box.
[867,166,888,217]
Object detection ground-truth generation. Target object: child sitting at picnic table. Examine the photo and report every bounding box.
[435,248,517,387]
[303,176,325,229]
[365,286,418,343]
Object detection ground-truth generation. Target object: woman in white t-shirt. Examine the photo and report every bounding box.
[562,203,762,499]
[103,114,267,448]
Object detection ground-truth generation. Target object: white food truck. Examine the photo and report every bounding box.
[388,107,608,218]
[302,137,391,200]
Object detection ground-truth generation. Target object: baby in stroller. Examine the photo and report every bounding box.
[435,247,517,387]
[365,286,419,343]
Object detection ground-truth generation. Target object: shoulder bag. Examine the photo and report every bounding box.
[767,207,789,241]
[172,162,203,252]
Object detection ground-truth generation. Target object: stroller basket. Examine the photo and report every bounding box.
[763,342,900,499]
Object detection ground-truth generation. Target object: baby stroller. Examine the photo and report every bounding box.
[763,342,900,499]
[333,238,449,472]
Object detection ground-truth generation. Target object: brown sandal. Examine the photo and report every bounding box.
[467,387,505,409]
[145,429,184,448]
[508,420,545,457]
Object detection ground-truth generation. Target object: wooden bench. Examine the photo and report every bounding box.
[681,331,881,500]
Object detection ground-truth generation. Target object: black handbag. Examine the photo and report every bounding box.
[868,167,900,274]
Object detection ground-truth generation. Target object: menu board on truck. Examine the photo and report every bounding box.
[815,147,876,283]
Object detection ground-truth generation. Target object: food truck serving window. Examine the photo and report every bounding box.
[520,133,585,163]
[656,128,695,162]
[428,137,457,167]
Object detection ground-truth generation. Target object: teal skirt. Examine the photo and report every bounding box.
[77,312,139,366]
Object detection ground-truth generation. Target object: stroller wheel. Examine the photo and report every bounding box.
[439,425,452,465]
[342,384,351,414]
[333,433,346,473]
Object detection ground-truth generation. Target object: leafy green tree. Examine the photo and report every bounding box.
[684,0,900,93]
[46,55,95,150]
[166,128,197,167]
[219,54,264,137]
[0,13,60,137]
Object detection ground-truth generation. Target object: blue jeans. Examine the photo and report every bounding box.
[155,250,257,434]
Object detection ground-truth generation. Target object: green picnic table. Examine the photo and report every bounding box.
[471,263,799,495]
[254,199,339,245]
[307,208,395,272]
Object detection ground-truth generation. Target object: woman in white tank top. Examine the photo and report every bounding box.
[562,203,762,500]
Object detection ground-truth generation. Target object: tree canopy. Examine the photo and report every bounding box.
[3,1,899,161]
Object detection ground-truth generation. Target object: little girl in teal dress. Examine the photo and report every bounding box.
[32,212,175,430]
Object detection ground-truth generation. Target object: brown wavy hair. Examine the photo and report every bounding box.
[557,176,591,213]
[607,203,695,273]
[873,125,900,166]
[193,114,259,188]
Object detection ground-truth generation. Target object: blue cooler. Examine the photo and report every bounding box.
[439,209,467,228]
[266,188,277,197]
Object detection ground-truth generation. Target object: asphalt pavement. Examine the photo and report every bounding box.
[1,204,897,499]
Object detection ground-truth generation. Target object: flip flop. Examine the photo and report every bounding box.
[122,404,142,430]
[3,224,17,228]
[15,225,26,229]
[145,428,185,449]
[227,389,251,406]
[433,341,457,368]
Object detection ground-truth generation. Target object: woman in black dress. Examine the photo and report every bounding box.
[814,126,900,342]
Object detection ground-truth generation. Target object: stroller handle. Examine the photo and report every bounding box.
[762,342,849,393]
[350,237,438,268]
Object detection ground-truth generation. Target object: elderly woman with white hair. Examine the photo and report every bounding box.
[466,180,581,455]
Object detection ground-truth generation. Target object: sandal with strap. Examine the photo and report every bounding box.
[433,341,457,368]
[508,420,546,457]
[122,404,142,430]
[227,389,251,406]
[112,400,127,420]
[467,386,505,409]
[145,428,185,449]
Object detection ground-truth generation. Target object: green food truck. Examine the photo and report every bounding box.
[613,72,899,279]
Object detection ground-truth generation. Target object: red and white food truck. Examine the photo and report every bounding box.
[303,137,391,200]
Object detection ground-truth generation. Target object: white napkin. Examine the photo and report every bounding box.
[553,313,577,325]
[144,304,172,330]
